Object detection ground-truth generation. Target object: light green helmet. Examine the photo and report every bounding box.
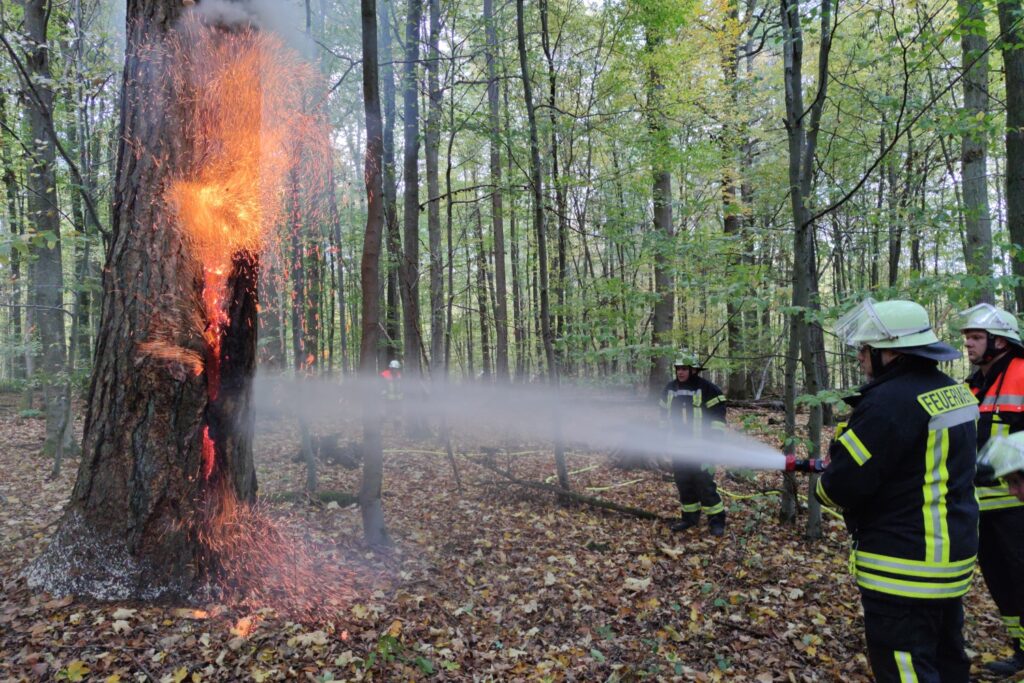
[979,433,1024,479]
[955,303,1024,347]
[834,298,960,361]
[673,349,701,368]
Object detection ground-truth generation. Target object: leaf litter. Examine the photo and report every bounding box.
[0,402,1014,681]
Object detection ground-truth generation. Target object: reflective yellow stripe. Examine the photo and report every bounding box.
[856,571,973,599]
[681,503,700,512]
[980,496,1024,511]
[703,502,724,515]
[710,420,727,431]
[854,551,975,578]
[834,421,848,439]
[922,429,951,564]
[816,478,839,509]
[705,395,725,408]
[894,651,919,682]
[838,429,872,465]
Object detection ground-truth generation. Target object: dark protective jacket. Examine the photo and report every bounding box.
[967,353,1024,512]
[661,375,727,436]
[816,357,979,602]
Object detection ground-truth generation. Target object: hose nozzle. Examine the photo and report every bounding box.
[784,453,826,473]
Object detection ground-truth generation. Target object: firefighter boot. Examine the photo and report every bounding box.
[707,512,726,537]
[670,512,700,532]
[984,651,1024,676]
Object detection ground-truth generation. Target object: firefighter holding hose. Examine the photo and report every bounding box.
[957,303,1024,675]
[815,299,978,682]
[662,350,728,536]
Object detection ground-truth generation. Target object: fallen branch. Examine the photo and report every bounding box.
[473,458,668,521]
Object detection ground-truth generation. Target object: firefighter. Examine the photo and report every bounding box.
[957,303,1024,675]
[380,359,403,402]
[662,350,727,536]
[816,299,978,682]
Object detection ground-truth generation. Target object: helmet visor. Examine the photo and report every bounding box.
[954,303,1017,333]
[834,299,929,348]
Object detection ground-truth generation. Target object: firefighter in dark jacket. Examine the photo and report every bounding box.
[816,299,979,682]
[662,350,727,536]
[957,303,1024,676]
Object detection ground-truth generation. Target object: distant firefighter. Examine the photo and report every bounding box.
[661,350,727,537]
[819,299,977,682]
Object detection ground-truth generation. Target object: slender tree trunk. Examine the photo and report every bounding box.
[643,24,674,397]
[360,0,389,546]
[379,0,402,363]
[780,0,833,539]
[473,192,493,378]
[23,0,67,458]
[1,90,25,381]
[959,0,994,302]
[425,0,444,373]
[517,0,556,383]
[484,0,510,382]
[1000,0,1024,309]
[401,0,424,374]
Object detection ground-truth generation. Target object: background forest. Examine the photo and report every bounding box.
[2,0,1023,444]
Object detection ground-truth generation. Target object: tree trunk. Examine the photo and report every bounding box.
[400,0,424,374]
[27,4,296,598]
[958,0,993,302]
[484,0,510,382]
[360,0,390,547]
[22,0,67,458]
[779,0,833,539]
[0,89,25,381]
[425,0,444,373]
[379,0,402,363]
[643,24,674,397]
[1000,0,1024,310]
[517,0,556,382]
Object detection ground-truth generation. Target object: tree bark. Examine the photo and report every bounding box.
[360,0,390,547]
[999,0,1024,310]
[425,0,444,373]
[485,0,510,382]
[379,0,403,364]
[400,0,424,374]
[23,0,67,458]
[643,24,674,398]
[779,0,833,539]
[517,0,556,382]
[958,0,994,302]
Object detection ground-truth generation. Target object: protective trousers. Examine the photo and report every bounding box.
[861,593,969,682]
[978,506,1024,657]
[672,464,723,522]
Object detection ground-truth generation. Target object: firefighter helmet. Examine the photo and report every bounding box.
[673,350,701,369]
[955,303,1024,348]
[389,360,401,370]
[980,433,1024,480]
[834,298,959,361]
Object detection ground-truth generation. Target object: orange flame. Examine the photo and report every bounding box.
[163,18,327,479]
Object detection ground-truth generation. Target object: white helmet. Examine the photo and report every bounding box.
[955,303,1024,348]
[388,360,401,370]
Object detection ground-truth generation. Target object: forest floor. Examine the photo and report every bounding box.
[0,391,1019,682]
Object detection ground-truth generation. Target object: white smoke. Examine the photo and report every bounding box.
[189,0,313,56]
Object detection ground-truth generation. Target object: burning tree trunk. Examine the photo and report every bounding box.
[28,2,325,600]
